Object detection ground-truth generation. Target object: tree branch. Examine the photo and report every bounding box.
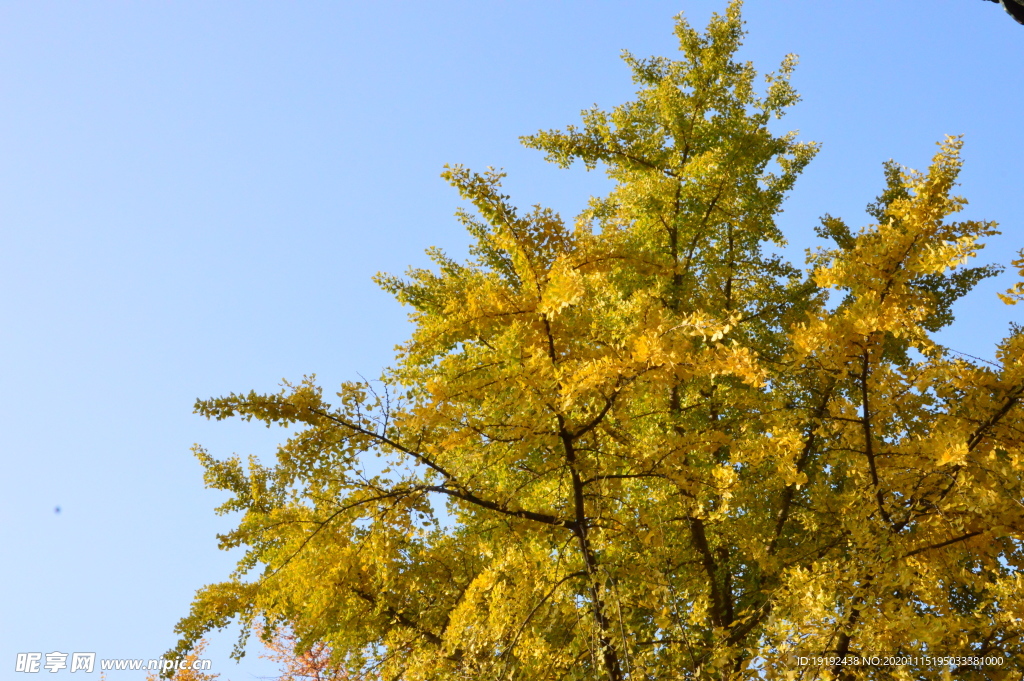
[903,530,984,558]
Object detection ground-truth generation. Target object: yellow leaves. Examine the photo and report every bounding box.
[935,437,969,467]
[279,378,324,419]
[809,137,1001,347]
[998,287,1024,306]
[996,332,1024,384]
[537,257,584,315]
[997,249,1024,304]
[686,593,710,627]
[643,525,666,549]
[674,310,738,343]
[710,465,739,513]
[627,329,664,365]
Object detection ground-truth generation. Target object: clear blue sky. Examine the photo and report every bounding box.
[1,1,1020,679]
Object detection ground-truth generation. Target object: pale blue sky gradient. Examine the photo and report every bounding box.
[1,2,1021,679]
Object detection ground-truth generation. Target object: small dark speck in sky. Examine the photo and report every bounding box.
[54,506,61,514]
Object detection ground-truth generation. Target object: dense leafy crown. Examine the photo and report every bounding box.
[175,3,1024,679]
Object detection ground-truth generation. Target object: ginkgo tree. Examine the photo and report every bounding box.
[171,2,1024,679]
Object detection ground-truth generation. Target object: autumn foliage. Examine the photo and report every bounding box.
[172,3,1024,679]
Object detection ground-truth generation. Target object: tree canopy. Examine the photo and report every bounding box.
[172,2,1024,679]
